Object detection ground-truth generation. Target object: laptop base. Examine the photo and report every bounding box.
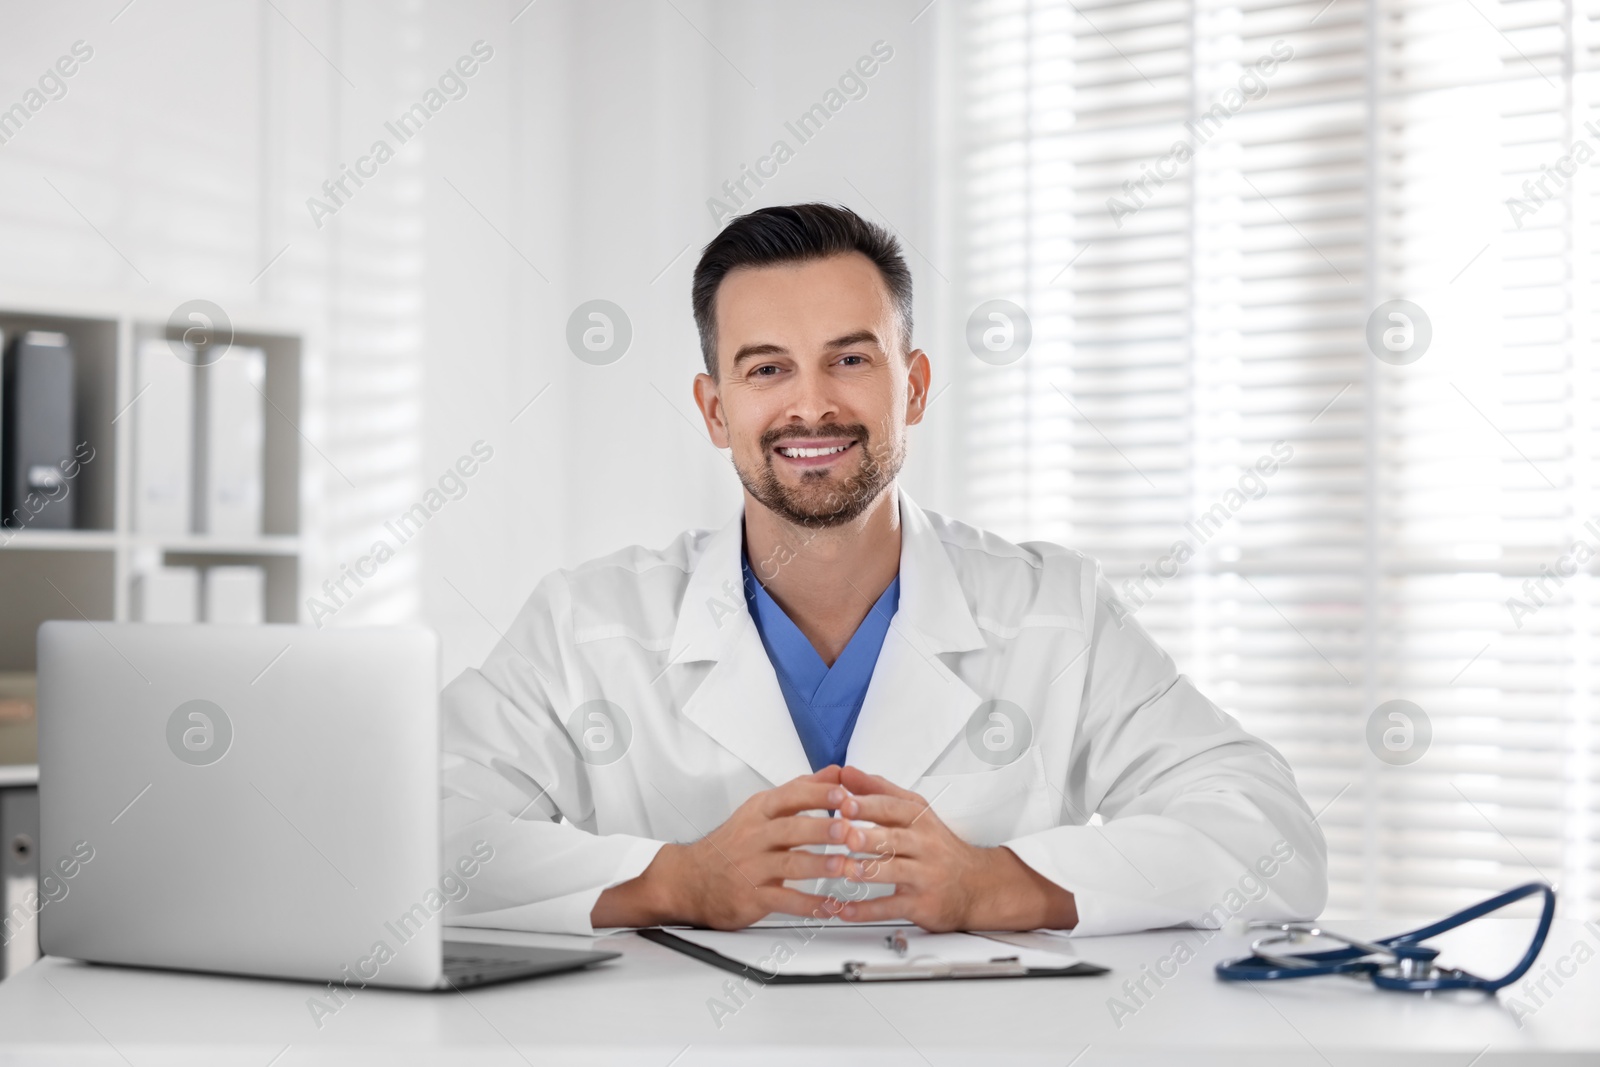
[439,941,620,989]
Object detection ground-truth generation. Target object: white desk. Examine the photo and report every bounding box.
[0,918,1595,1065]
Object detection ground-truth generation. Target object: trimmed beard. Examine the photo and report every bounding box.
[735,421,903,528]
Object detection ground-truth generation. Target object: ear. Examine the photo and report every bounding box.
[693,372,731,448]
[903,349,931,428]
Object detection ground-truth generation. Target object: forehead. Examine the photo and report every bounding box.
[714,251,896,354]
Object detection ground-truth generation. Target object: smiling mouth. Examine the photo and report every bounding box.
[774,441,855,459]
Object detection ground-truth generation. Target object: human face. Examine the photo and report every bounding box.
[693,252,930,527]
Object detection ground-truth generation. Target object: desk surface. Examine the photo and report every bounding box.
[0,918,1595,1066]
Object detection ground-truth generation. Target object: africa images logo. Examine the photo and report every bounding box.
[165,699,233,766]
[566,699,632,766]
[964,699,1033,766]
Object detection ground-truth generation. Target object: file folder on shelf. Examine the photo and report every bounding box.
[203,565,265,624]
[2,331,76,531]
[130,567,199,623]
[133,338,192,535]
[197,345,264,537]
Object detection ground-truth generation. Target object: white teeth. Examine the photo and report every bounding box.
[778,444,849,458]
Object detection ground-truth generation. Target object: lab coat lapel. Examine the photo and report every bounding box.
[845,488,988,788]
[670,507,813,787]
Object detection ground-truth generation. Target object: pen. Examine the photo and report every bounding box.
[885,930,909,957]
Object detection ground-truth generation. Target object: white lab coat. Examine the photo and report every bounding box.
[441,486,1327,936]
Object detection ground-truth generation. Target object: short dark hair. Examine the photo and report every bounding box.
[691,203,913,377]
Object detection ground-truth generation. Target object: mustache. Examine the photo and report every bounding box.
[759,424,870,451]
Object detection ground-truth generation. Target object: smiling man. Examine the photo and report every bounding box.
[442,203,1327,936]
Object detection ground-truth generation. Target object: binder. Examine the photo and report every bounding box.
[640,926,1107,984]
[203,565,265,624]
[133,338,192,535]
[197,345,264,537]
[2,331,75,530]
[131,567,199,623]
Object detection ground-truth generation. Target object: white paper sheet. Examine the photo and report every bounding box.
[664,925,1081,977]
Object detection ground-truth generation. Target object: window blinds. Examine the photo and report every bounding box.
[954,0,1599,920]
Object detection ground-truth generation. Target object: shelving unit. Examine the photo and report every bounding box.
[0,305,305,673]
[0,304,307,978]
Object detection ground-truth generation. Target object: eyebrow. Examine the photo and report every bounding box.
[730,330,883,369]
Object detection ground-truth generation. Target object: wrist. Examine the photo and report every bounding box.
[591,842,691,929]
[646,842,695,926]
[983,846,1078,930]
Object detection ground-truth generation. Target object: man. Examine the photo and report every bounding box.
[442,203,1326,936]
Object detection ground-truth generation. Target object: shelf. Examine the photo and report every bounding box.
[133,534,301,556]
[0,530,117,551]
[1,304,307,645]
[0,531,301,555]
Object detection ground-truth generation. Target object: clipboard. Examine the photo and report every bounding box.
[639,926,1109,984]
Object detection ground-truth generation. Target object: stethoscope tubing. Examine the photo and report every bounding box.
[1214,881,1556,992]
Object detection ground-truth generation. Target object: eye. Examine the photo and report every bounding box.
[749,363,783,378]
[838,353,868,366]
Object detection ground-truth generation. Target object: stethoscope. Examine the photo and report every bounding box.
[1215,881,1555,992]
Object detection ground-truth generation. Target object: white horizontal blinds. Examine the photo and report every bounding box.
[960,0,1202,665]
[1373,0,1595,919]
[957,0,1600,920]
[1582,9,1600,922]
[314,3,429,626]
[960,0,1078,546]
[958,0,1373,876]
[1184,0,1372,915]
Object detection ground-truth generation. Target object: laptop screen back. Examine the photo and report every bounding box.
[37,622,445,989]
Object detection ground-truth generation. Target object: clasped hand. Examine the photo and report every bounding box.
[601,764,1076,932]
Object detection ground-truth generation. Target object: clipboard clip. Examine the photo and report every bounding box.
[843,956,1028,981]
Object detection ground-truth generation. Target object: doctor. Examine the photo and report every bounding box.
[443,203,1327,937]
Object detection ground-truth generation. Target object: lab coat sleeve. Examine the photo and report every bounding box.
[440,572,668,936]
[1002,567,1328,935]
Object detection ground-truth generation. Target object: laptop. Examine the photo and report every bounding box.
[36,621,618,990]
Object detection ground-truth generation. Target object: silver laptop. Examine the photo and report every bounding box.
[37,621,617,989]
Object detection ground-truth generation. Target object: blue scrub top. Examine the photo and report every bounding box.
[742,552,901,773]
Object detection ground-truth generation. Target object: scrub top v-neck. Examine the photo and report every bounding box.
[741,551,901,773]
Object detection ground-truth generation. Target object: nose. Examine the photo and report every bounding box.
[784,362,840,427]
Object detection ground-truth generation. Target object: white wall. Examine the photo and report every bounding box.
[0,0,953,680]
[422,0,956,678]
